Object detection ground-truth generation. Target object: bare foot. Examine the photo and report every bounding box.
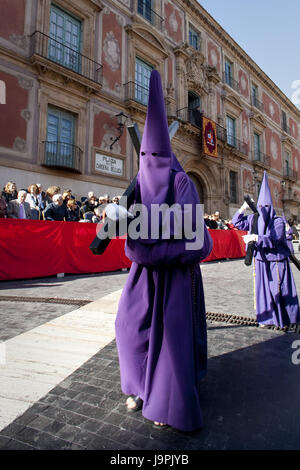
[154,421,166,427]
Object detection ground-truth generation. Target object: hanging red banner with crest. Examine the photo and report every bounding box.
[202,116,218,158]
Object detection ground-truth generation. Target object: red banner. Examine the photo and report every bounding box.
[0,220,246,281]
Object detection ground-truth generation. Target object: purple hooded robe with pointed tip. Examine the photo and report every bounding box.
[232,171,299,327]
[115,70,213,431]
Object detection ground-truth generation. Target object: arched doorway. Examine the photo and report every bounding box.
[187,172,205,207]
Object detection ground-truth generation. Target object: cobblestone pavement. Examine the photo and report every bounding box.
[0,260,300,450]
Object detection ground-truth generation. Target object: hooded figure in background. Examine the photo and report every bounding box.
[115,70,213,431]
[282,212,295,254]
[232,171,299,328]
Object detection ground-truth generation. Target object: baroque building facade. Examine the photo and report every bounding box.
[0,0,300,219]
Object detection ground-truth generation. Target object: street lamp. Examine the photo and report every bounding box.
[110,112,128,150]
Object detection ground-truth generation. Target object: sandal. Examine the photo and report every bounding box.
[126,395,143,413]
[153,421,168,429]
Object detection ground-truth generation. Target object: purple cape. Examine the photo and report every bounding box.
[115,70,213,431]
[232,172,299,327]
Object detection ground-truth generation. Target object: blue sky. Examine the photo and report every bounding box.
[198,0,300,109]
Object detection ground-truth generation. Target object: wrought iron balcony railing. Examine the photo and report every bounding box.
[251,95,264,113]
[137,0,164,31]
[216,124,227,142]
[223,72,240,93]
[176,107,202,127]
[30,31,103,85]
[252,150,271,167]
[283,167,297,181]
[124,81,150,106]
[42,141,82,173]
[226,133,248,155]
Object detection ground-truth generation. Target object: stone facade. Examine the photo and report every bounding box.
[0,0,299,219]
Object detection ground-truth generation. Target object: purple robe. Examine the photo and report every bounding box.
[115,171,212,431]
[232,212,299,327]
[115,69,212,431]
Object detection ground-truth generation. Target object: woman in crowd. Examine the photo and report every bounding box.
[2,181,18,204]
[26,184,40,220]
[66,199,81,222]
[44,186,60,207]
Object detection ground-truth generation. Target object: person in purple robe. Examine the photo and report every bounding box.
[115,70,213,431]
[232,171,299,328]
[282,213,295,254]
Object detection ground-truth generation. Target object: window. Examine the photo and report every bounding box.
[285,151,291,174]
[188,92,201,126]
[230,171,237,203]
[282,111,287,132]
[189,26,200,51]
[46,107,76,168]
[135,58,153,105]
[254,133,260,160]
[138,0,152,23]
[49,5,82,73]
[251,84,258,107]
[225,60,233,86]
[226,115,236,147]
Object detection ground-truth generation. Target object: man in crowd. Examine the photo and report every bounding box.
[7,190,31,219]
[44,194,68,221]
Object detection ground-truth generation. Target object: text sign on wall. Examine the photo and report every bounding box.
[95,153,124,176]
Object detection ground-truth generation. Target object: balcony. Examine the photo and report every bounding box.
[176,107,202,128]
[283,167,298,182]
[30,31,103,91]
[226,134,248,156]
[223,72,240,93]
[251,96,264,113]
[252,150,271,168]
[216,124,227,142]
[42,141,82,173]
[124,81,150,111]
[136,0,164,31]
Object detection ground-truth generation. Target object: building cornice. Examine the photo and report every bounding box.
[179,0,300,120]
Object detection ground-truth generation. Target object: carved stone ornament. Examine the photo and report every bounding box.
[21,109,31,121]
[17,76,33,91]
[13,137,27,152]
[9,34,29,50]
[103,31,121,72]
[186,51,209,93]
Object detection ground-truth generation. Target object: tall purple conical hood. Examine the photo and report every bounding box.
[257,171,276,235]
[139,70,172,208]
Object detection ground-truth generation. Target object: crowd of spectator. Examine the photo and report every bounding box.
[0,180,121,223]
[1,181,300,239]
[204,211,236,230]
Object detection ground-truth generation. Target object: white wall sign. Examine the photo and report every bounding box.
[95,153,124,176]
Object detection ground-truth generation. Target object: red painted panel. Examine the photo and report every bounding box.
[268,178,282,210]
[289,117,298,140]
[239,69,249,98]
[0,71,28,149]
[243,168,253,192]
[265,127,282,171]
[0,0,25,40]
[101,11,122,91]
[93,111,126,156]
[241,111,250,155]
[207,41,220,73]
[164,2,183,43]
[262,92,280,125]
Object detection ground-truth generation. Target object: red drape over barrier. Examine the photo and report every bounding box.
[0,220,246,281]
